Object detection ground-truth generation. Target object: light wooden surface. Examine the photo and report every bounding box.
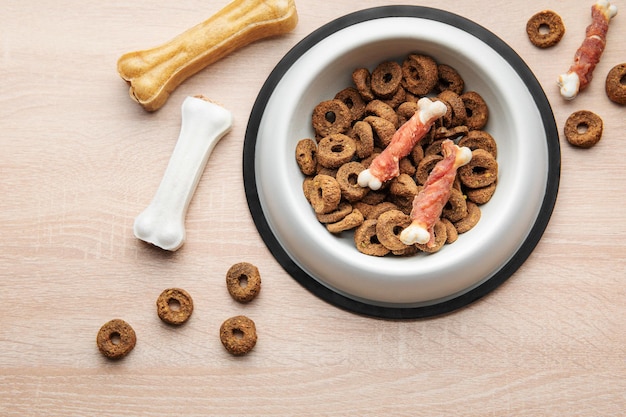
[1,1,625,415]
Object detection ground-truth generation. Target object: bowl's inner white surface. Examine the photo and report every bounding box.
[255,17,548,306]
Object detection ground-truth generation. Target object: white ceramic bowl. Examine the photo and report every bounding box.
[244,6,560,318]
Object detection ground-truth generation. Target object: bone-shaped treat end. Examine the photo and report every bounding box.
[117,0,298,111]
[400,223,431,246]
[134,96,233,251]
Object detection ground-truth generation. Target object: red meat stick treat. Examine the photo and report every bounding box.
[358,97,447,190]
[558,0,618,99]
[400,139,472,247]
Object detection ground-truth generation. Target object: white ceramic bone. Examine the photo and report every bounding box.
[133,96,233,251]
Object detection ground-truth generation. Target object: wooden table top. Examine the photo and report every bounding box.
[1,1,625,415]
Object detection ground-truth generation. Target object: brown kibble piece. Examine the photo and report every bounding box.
[564,110,603,148]
[371,61,403,98]
[401,54,438,96]
[309,174,341,214]
[526,10,565,48]
[441,218,459,244]
[312,99,352,138]
[436,64,465,94]
[454,201,481,234]
[376,209,412,251]
[226,262,261,303]
[461,91,489,130]
[354,219,390,257]
[220,316,257,356]
[336,161,369,202]
[335,87,367,120]
[466,182,497,205]
[327,208,364,234]
[458,129,497,158]
[352,68,375,101]
[316,134,356,168]
[295,138,317,176]
[97,319,137,359]
[316,201,353,224]
[443,188,468,223]
[458,149,498,188]
[156,288,194,325]
[605,63,626,105]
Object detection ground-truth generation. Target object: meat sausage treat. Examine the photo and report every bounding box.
[400,140,472,247]
[558,0,618,100]
[357,97,447,190]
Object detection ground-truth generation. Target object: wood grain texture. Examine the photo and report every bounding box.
[1,1,625,415]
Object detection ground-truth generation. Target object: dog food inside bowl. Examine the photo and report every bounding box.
[295,53,498,256]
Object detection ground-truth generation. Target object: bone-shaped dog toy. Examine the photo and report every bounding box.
[133,96,233,251]
[117,0,298,111]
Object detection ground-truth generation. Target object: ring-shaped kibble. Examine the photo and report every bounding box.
[436,64,465,95]
[226,262,261,303]
[312,99,352,138]
[220,315,257,356]
[466,181,497,205]
[382,86,407,109]
[396,101,418,126]
[399,157,417,177]
[365,100,399,128]
[415,154,443,185]
[360,187,387,205]
[96,319,137,359]
[336,161,370,202]
[389,173,419,199]
[461,91,489,130]
[376,209,412,251]
[363,116,396,148]
[410,141,425,166]
[352,67,375,101]
[295,138,317,176]
[335,87,367,120]
[564,110,604,148]
[316,134,356,168]
[401,54,438,96]
[354,219,390,257]
[441,218,459,244]
[388,194,414,215]
[350,120,374,159]
[157,288,194,325]
[605,63,626,105]
[438,90,467,127]
[454,201,481,234]
[526,10,565,48]
[434,125,470,140]
[316,201,353,224]
[309,174,342,214]
[424,139,446,157]
[458,129,498,159]
[371,61,403,99]
[365,201,400,220]
[326,208,364,234]
[458,149,498,188]
[443,188,468,223]
[416,220,448,253]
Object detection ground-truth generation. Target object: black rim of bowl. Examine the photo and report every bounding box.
[243,6,561,319]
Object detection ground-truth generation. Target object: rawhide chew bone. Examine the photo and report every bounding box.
[400,139,472,247]
[134,96,233,251]
[117,0,298,111]
[557,0,618,100]
[358,97,447,190]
